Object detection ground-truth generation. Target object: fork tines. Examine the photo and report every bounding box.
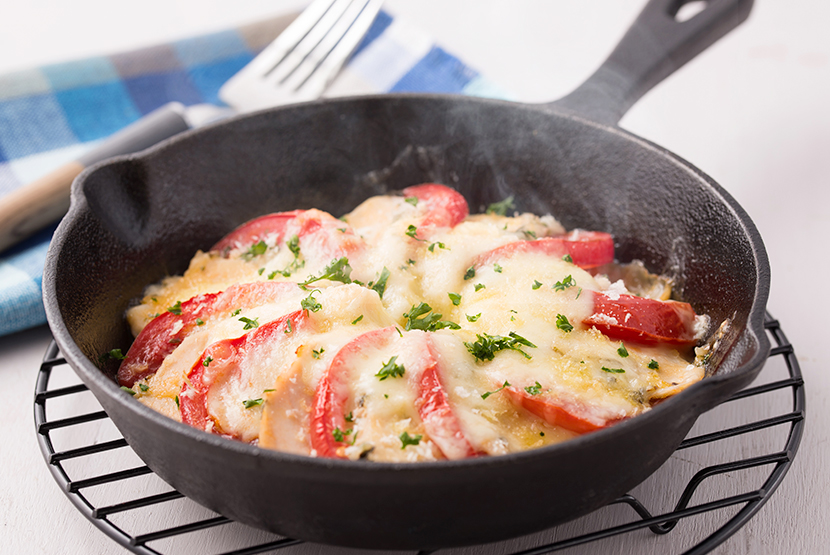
[220,0,384,111]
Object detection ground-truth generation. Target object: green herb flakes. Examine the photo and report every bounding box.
[333,427,352,443]
[242,240,267,260]
[463,266,476,280]
[562,254,574,263]
[351,315,363,325]
[617,343,629,358]
[532,280,543,290]
[555,314,573,332]
[494,263,503,273]
[399,431,423,449]
[474,283,485,292]
[376,356,405,381]
[481,381,511,399]
[486,196,515,216]
[371,267,391,298]
[403,302,460,332]
[120,386,136,396]
[465,332,536,362]
[203,356,213,367]
[301,290,322,312]
[312,348,325,359]
[195,318,205,326]
[239,316,259,330]
[300,257,353,288]
[553,275,576,291]
[108,348,126,360]
[602,366,625,374]
[448,292,462,306]
[345,411,354,423]
[243,398,264,409]
[405,196,419,206]
[466,313,481,322]
[648,359,659,370]
[167,301,183,315]
[524,381,543,395]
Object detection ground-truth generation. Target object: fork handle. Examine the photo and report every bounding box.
[0,102,191,253]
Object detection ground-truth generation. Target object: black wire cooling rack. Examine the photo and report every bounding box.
[34,314,804,555]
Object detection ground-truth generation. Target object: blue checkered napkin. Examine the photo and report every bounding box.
[0,11,511,337]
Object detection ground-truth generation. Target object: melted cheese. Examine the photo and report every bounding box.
[124,190,705,462]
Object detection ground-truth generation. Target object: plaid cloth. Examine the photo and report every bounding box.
[0,10,511,337]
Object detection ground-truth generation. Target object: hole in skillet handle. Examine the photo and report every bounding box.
[672,0,709,22]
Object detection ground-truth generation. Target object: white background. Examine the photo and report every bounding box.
[1,1,827,553]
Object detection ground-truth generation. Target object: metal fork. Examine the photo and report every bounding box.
[219,0,385,112]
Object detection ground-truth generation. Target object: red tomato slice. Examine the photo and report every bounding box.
[211,209,364,261]
[415,337,478,460]
[474,231,614,270]
[211,210,304,255]
[180,310,310,439]
[118,281,302,387]
[402,183,469,238]
[311,327,476,460]
[311,326,396,458]
[584,291,699,346]
[504,387,622,434]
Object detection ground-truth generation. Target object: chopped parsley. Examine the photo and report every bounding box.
[258,267,265,275]
[241,240,267,260]
[239,316,259,330]
[405,225,424,241]
[167,301,183,315]
[466,313,481,322]
[231,308,242,316]
[333,427,353,443]
[345,411,354,423]
[474,283,486,292]
[524,381,543,395]
[576,287,583,299]
[312,347,325,359]
[532,280,543,290]
[300,257,353,288]
[405,196,419,206]
[617,343,629,358]
[287,234,301,258]
[465,332,537,361]
[285,319,293,334]
[195,318,205,326]
[485,196,515,216]
[407,259,416,265]
[602,366,625,374]
[448,292,462,306]
[120,386,136,396]
[203,356,213,367]
[108,348,126,360]
[523,229,538,239]
[494,263,503,273]
[481,381,511,400]
[301,290,322,312]
[555,314,573,332]
[553,275,576,291]
[648,359,660,370]
[371,267,391,298]
[168,338,182,345]
[351,315,363,325]
[175,395,180,409]
[403,302,460,332]
[243,398,264,409]
[428,241,447,252]
[562,254,574,264]
[463,266,476,280]
[376,356,405,381]
[138,383,149,392]
[400,431,423,449]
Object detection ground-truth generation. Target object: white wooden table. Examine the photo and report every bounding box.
[2,1,826,553]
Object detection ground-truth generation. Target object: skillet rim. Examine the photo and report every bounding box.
[43,91,771,472]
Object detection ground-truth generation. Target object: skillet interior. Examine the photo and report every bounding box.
[43,94,769,549]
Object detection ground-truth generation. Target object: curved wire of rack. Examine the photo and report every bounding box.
[34,314,804,555]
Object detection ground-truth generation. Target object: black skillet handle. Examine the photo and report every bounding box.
[550,0,753,125]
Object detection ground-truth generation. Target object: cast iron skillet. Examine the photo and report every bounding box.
[43,0,768,549]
